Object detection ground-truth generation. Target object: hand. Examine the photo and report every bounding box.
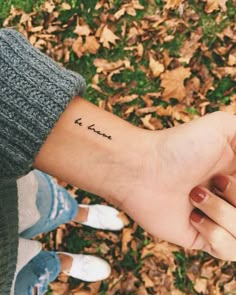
[34,97,236,252]
[189,174,236,260]
[119,111,236,249]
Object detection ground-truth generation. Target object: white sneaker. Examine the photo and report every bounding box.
[78,204,124,231]
[59,252,111,282]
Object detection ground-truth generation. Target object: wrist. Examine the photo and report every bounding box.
[33,96,156,205]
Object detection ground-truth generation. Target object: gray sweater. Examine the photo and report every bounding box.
[0,28,85,294]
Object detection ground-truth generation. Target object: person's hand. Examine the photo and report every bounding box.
[34,97,236,256]
[118,111,236,250]
[189,174,236,260]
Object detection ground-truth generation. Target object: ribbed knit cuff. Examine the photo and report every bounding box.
[0,28,86,178]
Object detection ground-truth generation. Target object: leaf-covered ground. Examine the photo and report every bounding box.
[1,0,236,294]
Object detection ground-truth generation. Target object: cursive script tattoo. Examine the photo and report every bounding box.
[75,118,112,140]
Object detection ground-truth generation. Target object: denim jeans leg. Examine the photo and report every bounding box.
[15,251,61,295]
[20,169,79,239]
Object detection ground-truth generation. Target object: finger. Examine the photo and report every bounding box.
[211,174,236,207]
[190,209,236,261]
[190,186,236,238]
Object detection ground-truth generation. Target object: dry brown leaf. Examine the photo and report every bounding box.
[220,101,236,114]
[61,3,71,10]
[140,114,156,130]
[94,58,132,74]
[141,272,155,288]
[99,25,120,49]
[72,291,91,295]
[194,278,208,293]
[83,36,100,54]
[117,211,130,226]
[164,0,184,9]
[161,67,191,101]
[42,0,55,13]
[114,0,144,19]
[136,106,158,115]
[74,22,91,36]
[122,228,134,253]
[149,54,165,77]
[179,31,202,63]
[202,0,228,12]
[228,53,236,66]
[224,279,236,292]
[116,94,138,104]
[212,66,236,79]
[137,286,149,295]
[72,36,100,57]
[49,281,70,295]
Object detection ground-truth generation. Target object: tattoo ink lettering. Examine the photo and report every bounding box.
[74,118,112,140]
[74,118,83,126]
[88,124,112,140]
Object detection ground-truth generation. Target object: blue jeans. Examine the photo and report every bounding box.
[15,170,79,295]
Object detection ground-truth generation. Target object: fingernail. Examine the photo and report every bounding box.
[212,175,229,192]
[190,209,204,223]
[190,187,207,203]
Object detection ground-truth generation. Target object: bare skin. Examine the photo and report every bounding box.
[190,173,236,260]
[74,206,89,223]
[56,207,89,273]
[34,96,236,257]
[57,254,73,272]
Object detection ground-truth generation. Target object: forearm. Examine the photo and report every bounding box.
[33,96,152,205]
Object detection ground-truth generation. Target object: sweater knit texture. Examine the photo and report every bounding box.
[0,28,86,294]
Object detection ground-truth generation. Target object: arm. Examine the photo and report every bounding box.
[3,28,236,258]
[34,96,153,206]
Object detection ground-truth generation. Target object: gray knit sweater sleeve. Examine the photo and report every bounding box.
[0,29,86,178]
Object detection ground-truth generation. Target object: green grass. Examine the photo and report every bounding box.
[0,0,45,22]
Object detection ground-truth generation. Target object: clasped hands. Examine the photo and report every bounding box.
[35,97,236,261]
[120,111,236,261]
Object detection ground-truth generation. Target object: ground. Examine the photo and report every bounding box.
[0,0,236,294]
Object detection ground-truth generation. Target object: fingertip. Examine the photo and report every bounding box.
[190,209,204,224]
[211,174,230,193]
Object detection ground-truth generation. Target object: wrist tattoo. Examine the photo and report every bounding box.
[75,118,112,140]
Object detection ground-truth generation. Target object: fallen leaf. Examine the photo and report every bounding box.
[161,67,191,101]
[179,31,202,63]
[149,54,165,77]
[164,0,184,9]
[49,281,69,295]
[141,272,155,288]
[114,0,144,19]
[117,212,130,226]
[116,94,138,104]
[99,25,120,48]
[74,20,92,36]
[202,0,228,13]
[122,228,134,253]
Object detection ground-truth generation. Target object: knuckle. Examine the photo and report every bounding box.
[208,228,228,252]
